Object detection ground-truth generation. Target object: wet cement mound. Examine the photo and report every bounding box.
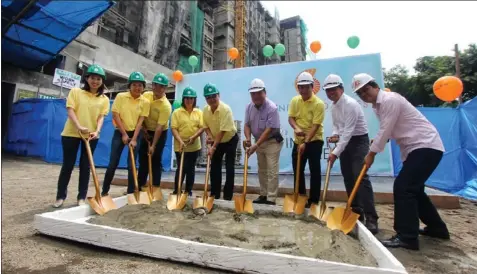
[88,201,378,267]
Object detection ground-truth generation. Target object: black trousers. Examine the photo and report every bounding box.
[394,148,447,242]
[174,150,200,193]
[292,139,324,203]
[56,136,98,200]
[102,130,140,195]
[339,134,378,220]
[138,130,168,188]
[210,134,239,200]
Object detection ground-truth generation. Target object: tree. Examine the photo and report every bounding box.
[383,43,477,107]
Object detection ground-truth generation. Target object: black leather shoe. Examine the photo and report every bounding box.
[365,218,379,235]
[253,196,268,204]
[419,226,450,240]
[381,236,419,250]
[264,200,276,205]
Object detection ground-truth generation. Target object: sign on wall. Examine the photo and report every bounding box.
[52,68,81,89]
[175,53,394,176]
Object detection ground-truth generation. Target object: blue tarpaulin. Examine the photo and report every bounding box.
[4,98,173,172]
[1,0,114,70]
[391,98,477,201]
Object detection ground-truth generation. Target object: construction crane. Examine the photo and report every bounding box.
[234,0,246,68]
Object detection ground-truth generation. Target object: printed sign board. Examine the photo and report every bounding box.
[52,68,81,89]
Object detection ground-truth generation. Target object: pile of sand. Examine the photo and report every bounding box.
[88,201,377,267]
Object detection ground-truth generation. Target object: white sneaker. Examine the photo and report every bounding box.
[53,199,64,208]
[77,199,86,206]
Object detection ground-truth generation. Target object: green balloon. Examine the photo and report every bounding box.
[172,100,181,109]
[263,45,274,57]
[347,36,360,49]
[274,43,286,56]
[188,55,198,67]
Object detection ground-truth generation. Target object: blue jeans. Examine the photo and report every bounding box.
[101,130,140,195]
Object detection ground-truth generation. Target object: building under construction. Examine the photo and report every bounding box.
[280,15,308,63]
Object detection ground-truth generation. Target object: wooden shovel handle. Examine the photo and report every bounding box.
[78,131,101,202]
[203,148,211,203]
[243,147,249,196]
[128,144,140,193]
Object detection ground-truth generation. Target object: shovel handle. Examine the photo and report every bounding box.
[78,131,101,202]
[128,144,140,194]
[294,148,302,196]
[243,147,249,196]
[177,150,186,202]
[203,148,211,203]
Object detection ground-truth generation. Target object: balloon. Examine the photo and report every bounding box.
[172,100,181,109]
[172,70,183,82]
[263,45,274,57]
[274,43,286,56]
[310,41,321,53]
[347,36,360,49]
[188,55,198,67]
[228,47,239,60]
[433,76,463,102]
[384,88,391,92]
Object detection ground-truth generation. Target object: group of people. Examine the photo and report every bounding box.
[53,64,450,251]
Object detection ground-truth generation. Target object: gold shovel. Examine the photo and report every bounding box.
[142,131,163,202]
[79,131,117,215]
[193,147,214,213]
[309,140,336,221]
[166,148,188,210]
[127,144,150,205]
[234,141,254,214]
[283,149,308,215]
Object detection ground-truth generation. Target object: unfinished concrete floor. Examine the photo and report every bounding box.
[2,155,477,274]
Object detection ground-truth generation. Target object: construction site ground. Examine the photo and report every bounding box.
[2,155,477,274]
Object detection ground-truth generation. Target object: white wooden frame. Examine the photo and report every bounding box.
[34,195,407,274]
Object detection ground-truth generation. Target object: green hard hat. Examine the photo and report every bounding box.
[128,71,146,83]
[152,73,169,86]
[203,83,219,97]
[182,87,197,98]
[86,64,106,80]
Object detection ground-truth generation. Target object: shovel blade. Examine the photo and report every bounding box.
[309,203,320,220]
[127,193,138,205]
[138,191,151,205]
[87,197,106,215]
[326,207,360,234]
[193,197,204,210]
[243,199,254,214]
[166,194,178,210]
[234,194,244,213]
[151,186,163,201]
[309,202,333,221]
[283,194,296,213]
[205,197,215,213]
[177,194,188,210]
[283,194,307,215]
[100,195,117,212]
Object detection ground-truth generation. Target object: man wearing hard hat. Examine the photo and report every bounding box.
[202,83,239,200]
[323,74,379,234]
[288,71,325,208]
[352,73,449,250]
[244,79,283,205]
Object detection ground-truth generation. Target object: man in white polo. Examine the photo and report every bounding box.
[244,78,283,205]
[323,74,379,234]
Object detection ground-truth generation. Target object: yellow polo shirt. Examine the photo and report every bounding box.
[142,91,172,131]
[111,91,150,131]
[288,94,325,144]
[61,88,110,138]
[171,107,203,152]
[203,101,237,143]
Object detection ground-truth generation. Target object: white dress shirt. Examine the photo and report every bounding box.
[331,94,369,157]
[370,90,444,162]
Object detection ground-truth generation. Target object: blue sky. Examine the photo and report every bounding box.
[261,1,477,74]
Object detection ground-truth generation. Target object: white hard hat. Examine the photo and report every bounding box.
[352,73,375,92]
[297,72,314,86]
[248,78,265,92]
[323,74,344,90]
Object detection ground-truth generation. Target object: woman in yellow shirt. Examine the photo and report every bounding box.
[53,64,110,208]
[171,87,204,196]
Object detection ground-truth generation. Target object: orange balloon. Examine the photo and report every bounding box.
[310,41,322,53]
[173,70,183,82]
[433,76,463,102]
[228,47,239,60]
[384,88,391,92]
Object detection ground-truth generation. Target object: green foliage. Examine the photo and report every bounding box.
[383,43,477,107]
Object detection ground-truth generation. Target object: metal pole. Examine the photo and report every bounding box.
[60,77,63,98]
[454,44,462,105]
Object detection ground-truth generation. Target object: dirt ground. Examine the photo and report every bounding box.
[2,155,477,273]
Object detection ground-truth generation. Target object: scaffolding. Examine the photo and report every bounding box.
[234,0,246,68]
[300,19,310,60]
[177,1,204,74]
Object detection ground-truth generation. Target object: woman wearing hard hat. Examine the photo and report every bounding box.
[353,73,449,250]
[170,87,204,195]
[101,71,150,197]
[202,83,239,200]
[137,73,172,190]
[53,64,110,208]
